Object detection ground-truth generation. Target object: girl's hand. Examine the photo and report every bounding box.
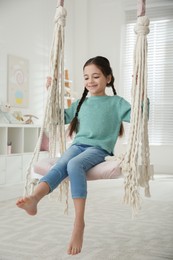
[46,76,52,90]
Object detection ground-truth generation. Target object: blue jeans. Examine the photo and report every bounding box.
[39,144,110,199]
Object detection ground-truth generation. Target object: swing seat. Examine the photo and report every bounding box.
[27,133,123,195]
[33,156,122,180]
[27,157,122,195]
[34,132,123,180]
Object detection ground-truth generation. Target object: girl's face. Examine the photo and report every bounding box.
[83,64,111,96]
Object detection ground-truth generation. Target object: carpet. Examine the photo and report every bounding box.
[0,176,173,260]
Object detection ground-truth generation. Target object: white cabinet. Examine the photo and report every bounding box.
[8,127,23,153]
[6,155,22,185]
[0,124,48,190]
[0,157,6,185]
[0,127,7,155]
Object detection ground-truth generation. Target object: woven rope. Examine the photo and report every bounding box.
[24,5,69,201]
[122,16,154,215]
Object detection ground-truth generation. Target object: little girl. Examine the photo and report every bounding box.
[16,56,131,255]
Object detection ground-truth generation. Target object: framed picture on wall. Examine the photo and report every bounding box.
[7,55,29,108]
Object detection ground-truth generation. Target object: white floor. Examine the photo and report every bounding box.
[0,174,173,260]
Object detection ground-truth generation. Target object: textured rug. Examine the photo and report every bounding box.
[0,176,173,260]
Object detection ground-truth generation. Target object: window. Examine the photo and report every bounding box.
[122,6,173,145]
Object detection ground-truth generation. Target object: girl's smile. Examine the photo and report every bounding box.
[83,64,111,96]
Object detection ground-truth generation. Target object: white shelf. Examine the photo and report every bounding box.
[0,124,48,189]
[0,124,41,155]
[0,127,7,155]
[24,127,39,153]
[8,127,23,154]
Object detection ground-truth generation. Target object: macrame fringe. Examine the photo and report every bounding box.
[122,15,154,216]
[24,4,69,213]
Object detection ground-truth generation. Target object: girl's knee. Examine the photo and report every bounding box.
[67,158,84,177]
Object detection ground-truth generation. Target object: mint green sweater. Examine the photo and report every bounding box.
[65,95,131,154]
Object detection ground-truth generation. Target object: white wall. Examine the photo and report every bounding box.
[72,0,124,96]
[0,0,172,174]
[0,0,123,112]
[0,0,74,122]
[0,0,53,121]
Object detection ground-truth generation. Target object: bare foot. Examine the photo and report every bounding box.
[67,221,85,255]
[16,196,38,216]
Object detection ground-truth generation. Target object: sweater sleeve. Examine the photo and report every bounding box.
[119,97,131,123]
[119,97,150,123]
[64,100,79,124]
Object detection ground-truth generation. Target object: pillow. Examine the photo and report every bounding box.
[87,160,122,180]
[40,132,49,151]
[34,157,58,175]
[34,157,122,180]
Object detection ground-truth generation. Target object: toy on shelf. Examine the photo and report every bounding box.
[23,114,38,124]
[13,111,24,122]
[0,102,19,124]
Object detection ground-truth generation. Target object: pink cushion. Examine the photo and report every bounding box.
[34,157,122,180]
[87,160,122,180]
[40,132,49,151]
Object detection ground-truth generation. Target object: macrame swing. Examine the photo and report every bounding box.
[24,0,153,214]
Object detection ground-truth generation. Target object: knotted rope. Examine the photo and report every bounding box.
[24,3,69,207]
[45,4,67,158]
[122,15,154,215]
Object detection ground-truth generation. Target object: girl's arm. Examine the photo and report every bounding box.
[119,98,131,123]
[119,97,150,123]
[64,100,79,124]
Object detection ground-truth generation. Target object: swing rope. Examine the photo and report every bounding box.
[122,1,154,215]
[45,0,69,209]
[45,0,67,158]
[24,1,69,207]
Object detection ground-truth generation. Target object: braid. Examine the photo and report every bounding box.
[111,85,117,95]
[109,75,117,95]
[110,75,124,137]
[68,88,88,137]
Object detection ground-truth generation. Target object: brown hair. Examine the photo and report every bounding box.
[68,56,124,137]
